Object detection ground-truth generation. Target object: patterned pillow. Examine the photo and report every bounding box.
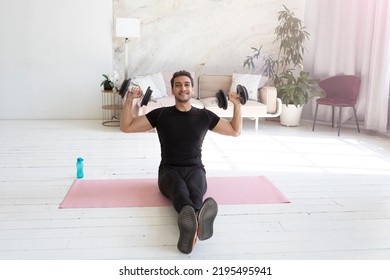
[131,72,168,99]
[229,73,262,101]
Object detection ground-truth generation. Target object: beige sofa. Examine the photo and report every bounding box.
[198,74,281,130]
[131,72,282,130]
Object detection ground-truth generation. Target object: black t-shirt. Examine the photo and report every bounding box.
[146,106,220,167]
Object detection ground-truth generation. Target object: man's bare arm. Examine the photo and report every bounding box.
[212,92,242,136]
[120,88,153,133]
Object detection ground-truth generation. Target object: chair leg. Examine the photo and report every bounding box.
[338,106,342,136]
[312,103,319,131]
[331,106,335,128]
[353,106,360,133]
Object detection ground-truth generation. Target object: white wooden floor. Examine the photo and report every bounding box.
[1,119,390,260]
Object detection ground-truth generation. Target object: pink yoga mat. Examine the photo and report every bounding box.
[59,176,289,209]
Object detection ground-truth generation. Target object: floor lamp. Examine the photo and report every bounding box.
[115,18,140,80]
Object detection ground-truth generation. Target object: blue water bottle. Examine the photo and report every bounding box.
[76,157,84,179]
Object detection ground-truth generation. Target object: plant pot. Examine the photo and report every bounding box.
[103,81,113,91]
[280,104,304,126]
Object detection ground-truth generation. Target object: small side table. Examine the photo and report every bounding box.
[101,90,122,127]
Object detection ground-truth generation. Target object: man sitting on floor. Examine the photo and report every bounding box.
[120,70,242,254]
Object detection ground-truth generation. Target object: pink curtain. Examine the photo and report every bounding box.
[304,0,390,132]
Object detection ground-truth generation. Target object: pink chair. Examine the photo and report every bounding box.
[312,75,361,136]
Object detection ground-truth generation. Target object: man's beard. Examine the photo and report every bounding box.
[175,93,191,103]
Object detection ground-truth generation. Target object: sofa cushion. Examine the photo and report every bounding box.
[198,74,232,99]
[189,98,204,109]
[229,73,262,101]
[132,72,168,99]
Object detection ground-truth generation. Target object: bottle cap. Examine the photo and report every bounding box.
[77,157,84,162]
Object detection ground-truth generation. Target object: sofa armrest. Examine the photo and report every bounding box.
[264,98,282,117]
[259,86,278,114]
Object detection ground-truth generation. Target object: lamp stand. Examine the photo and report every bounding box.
[124,38,129,80]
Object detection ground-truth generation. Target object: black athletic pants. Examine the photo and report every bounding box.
[158,165,207,213]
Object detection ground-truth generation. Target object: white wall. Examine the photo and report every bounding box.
[0,0,113,119]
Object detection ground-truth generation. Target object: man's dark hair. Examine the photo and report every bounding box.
[170,70,194,88]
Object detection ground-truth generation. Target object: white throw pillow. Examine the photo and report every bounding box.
[230,73,262,101]
[131,72,167,99]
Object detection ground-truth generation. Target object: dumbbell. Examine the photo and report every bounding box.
[118,78,154,107]
[216,84,249,110]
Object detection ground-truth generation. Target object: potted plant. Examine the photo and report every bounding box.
[100,73,118,91]
[244,5,321,126]
[277,69,320,126]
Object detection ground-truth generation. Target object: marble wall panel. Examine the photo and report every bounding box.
[113,0,305,79]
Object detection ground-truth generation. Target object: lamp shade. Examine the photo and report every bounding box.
[115,18,140,38]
